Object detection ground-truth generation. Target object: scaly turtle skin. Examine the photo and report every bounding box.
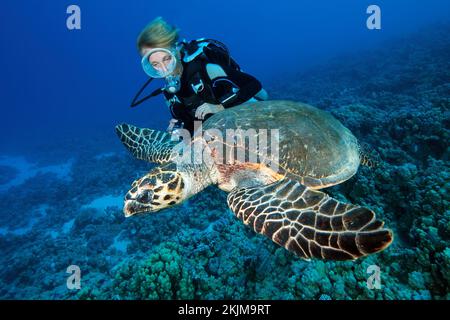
[116,100,393,261]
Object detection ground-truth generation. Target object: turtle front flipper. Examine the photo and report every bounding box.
[227,178,393,261]
[115,123,178,164]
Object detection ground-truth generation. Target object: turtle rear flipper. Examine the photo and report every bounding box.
[227,178,393,261]
[115,123,178,164]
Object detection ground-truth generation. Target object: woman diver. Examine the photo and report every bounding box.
[131,17,269,135]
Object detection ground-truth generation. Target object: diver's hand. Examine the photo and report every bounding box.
[195,103,224,120]
[166,118,179,133]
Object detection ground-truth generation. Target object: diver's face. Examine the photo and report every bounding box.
[142,47,174,75]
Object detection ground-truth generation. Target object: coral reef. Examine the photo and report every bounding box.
[113,242,194,299]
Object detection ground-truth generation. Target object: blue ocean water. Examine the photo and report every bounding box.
[0,0,448,299]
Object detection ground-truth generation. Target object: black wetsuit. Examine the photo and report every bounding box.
[163,40,265,134]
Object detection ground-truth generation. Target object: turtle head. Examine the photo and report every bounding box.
[123,163,186,217]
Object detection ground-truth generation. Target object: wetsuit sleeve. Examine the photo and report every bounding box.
[163,93,196,134]
[163,92,182,119]
[206,63,263,108]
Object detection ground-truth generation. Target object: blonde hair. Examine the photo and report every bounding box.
[137,17,180,52]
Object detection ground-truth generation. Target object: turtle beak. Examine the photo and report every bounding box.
[123,188,155,217]
[123,199,153,217]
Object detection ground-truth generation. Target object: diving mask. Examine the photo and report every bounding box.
[141,47,178,78]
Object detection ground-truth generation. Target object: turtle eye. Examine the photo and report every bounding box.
[137,190,153,203]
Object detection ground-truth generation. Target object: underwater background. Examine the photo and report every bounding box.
[0,0,448,299]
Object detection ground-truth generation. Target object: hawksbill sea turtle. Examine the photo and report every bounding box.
[115,100,393,260]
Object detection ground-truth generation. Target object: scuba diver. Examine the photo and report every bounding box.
[131,17,269,135]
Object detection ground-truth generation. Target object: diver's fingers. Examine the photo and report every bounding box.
[195,105,205,119]
[199,105,211,119]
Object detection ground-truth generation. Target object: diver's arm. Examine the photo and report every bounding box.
[163,95,185,132]
[207,64,263,108]
[163,94,178,119]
